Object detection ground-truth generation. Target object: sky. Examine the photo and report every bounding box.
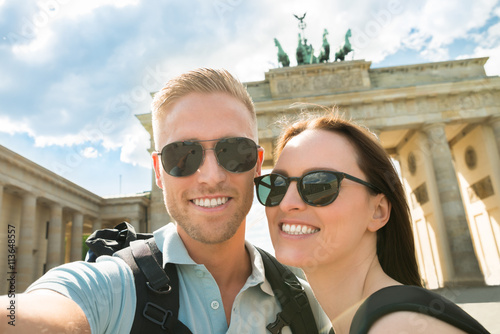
[1,0,500,200]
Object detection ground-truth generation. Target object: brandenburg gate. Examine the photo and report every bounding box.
[139,56,500,289]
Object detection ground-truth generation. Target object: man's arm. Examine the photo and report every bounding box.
[0,289,90,334]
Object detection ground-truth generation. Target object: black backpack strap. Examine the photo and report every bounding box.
[257,247,319,334]
[350,285,490,334]
[115,238,192,334]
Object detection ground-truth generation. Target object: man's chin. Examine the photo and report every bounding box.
[179,223,241,245]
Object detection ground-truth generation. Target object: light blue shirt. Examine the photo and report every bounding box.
[28,224,330,333]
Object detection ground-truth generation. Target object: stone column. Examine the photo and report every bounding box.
[130,217,140,232]
[0,182,4,216]
[489,116,500,156]
[46,203,63,270]
[422,123,483,285]
[17,192,37,291]
[92,218,102,232]
[60,216,68,263]
[70,212,83,262]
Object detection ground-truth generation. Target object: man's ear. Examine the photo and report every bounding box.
[255,147,265,177]
[152,152,164,189]
[367,194,391,232]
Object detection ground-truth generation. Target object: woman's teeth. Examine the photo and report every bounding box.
[281,224,319,235]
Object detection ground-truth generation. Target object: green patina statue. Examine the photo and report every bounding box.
[318,29,330,63]
[273,14,352,67]
[296,33,318,65]
[334,29,353,61]
[274,38,290,67]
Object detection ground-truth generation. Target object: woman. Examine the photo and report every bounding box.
[254,113,489,334]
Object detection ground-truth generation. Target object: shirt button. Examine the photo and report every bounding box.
[211,301,220,310]
[195,270,204,278]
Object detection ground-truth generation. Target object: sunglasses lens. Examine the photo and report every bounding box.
[256,174,288,207]
[215,137,258,173]
[162,141,203,176]
[301,172,339,206]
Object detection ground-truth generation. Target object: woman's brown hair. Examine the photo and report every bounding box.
[275,112,422,287]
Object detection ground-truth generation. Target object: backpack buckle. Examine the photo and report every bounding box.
[143,302,173,330]
[266,312,287,334]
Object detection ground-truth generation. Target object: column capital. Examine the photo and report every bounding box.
[421,122,446,133]
[50,202,63,210]
[421,122,448,148]
[22,191,37,199]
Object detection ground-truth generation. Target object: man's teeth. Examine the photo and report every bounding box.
[281,224,319,235]
[193,197,229,208]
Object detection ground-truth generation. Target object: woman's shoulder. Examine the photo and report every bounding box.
[350,285,489,334]
[367,310,467,334]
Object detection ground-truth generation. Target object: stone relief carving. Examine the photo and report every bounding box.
[274,71,364,95]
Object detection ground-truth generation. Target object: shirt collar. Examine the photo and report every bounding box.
[153,223,274,296]
[245,241,274,296]
[153,223,197,266]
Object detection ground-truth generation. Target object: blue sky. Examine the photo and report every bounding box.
[1,0,500,198]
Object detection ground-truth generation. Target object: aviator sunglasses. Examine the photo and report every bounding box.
[157,137,260,177]
[254,170,382,207]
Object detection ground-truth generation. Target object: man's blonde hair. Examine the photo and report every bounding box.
[151,68,256,149]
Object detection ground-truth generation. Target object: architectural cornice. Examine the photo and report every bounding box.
[0,145,150,216]
[253,77,500,113]
[369,57,489,74]
[0,145,102,204]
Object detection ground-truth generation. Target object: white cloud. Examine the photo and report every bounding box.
[457,17,500,76]
[81,146,99,158]
[327,0,500,65]
[34,133,86,147]
[420,47,450,62]
[0,115,35,136]
[119,124,151,168]
[42,0,140,21]
[12,29,54,63]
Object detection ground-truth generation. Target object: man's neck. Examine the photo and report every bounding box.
[177,224,252,324]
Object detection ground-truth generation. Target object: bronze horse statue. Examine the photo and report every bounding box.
[335,29,353,61]
[318,29,330,63]
[274,38,290,67]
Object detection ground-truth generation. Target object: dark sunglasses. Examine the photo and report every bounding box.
[157,137,260,177]
[254,170,382,207]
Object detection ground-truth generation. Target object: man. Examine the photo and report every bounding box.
[0,68,329,333]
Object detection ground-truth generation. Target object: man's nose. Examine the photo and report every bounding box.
[196,149,227,184]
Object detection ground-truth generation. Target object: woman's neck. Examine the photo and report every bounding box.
[304,253,400,334]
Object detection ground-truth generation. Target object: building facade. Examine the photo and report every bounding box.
[0,146,149,293]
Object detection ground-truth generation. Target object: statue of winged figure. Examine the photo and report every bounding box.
[293,12,307,23]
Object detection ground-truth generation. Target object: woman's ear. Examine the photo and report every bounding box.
[368,194,391,232]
